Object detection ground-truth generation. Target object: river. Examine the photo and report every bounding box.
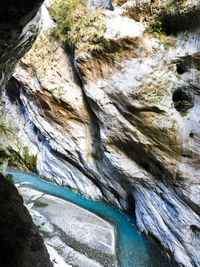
[5,170,173,267]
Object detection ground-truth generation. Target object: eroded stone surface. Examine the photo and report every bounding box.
[37,194,115,255]
[18,186,116,267]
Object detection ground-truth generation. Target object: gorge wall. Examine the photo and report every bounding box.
[0,0,44,93]
[0,0,53,266]
[0,0,200,266]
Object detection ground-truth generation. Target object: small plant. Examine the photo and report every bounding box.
[0,148,9,167]
[145,16,164,36]
[166,0,174,5]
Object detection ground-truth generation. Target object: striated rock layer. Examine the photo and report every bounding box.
[1,0,200,266]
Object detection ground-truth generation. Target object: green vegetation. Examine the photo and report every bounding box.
[0,112,37,171]
[144,0,199,39]
[134,72,170,104]
[166,0,174,5]
[0,113,12,135]
[172,88,194,116]
[5,145,37,172]
[161,38,177,50]
[0,121,10,135]
[0,148,9,159]
[7,146,21,166]
[49,0,106,53]
[144,21,177,50]
[22,146,37,171]
[144,16,164,36]
[174,100,194,116]
[24,32,64,90]
[47,0,142,67]
[4,174,13,183]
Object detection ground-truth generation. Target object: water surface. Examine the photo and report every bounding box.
[6,170,173,267]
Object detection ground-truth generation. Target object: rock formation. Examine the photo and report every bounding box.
[0,173,52,267]
[0,0,53,266]
[0,0,45,95]
[0,0,200,266]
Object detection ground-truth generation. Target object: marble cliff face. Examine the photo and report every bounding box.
[0,0,200,266]
[0,0,53,266]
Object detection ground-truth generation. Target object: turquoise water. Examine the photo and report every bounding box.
[6,170,173,267]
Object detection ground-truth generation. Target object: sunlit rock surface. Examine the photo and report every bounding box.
[1,0,200,266]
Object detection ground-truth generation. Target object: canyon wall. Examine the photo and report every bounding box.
[0,0,200,266]
[0,0,52,266]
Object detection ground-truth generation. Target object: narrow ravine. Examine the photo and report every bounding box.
[5,170,173,267]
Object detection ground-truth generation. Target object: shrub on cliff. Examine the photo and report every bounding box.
[145,0,200,36]
[49,0,106,53]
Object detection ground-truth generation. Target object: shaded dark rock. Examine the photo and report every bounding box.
[0,173,52,267]
[0,0,44,94]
